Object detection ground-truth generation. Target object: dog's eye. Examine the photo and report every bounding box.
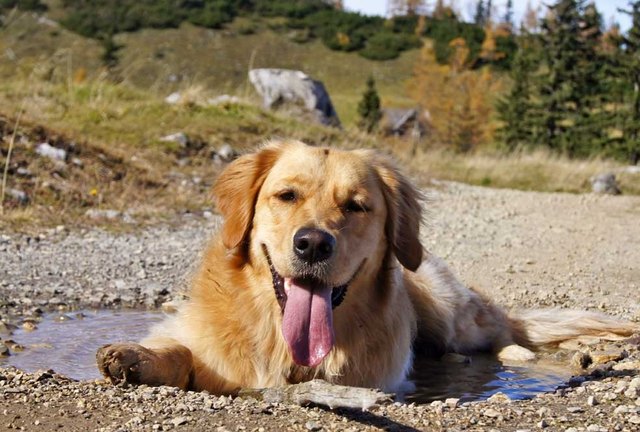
[277,190,297,202]
[344,200,368,213]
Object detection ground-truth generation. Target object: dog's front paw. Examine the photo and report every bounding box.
[97,343,157,386]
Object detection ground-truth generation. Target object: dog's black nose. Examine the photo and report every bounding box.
[293,228,335,264]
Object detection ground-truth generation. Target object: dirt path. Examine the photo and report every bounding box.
[1,182,639,431]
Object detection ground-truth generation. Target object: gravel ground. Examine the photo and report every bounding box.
[1,181,639,431]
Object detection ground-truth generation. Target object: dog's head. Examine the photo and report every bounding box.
[213,140,423,367]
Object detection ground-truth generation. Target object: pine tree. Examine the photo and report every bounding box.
[573,2,608,156]
[536,0,590,155]
[522,1,540,33]
[504,0,514,28]
[357,77,382,133]
[621,1,640,163]
[474,0,486,26]
[496,35,537,150]
[387,0,426,16]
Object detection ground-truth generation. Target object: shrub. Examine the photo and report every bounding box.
[360,32,422,60]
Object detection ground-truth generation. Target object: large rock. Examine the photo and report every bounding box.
[248,68,340,127]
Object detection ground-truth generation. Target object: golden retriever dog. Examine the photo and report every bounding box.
[97,140,638,394]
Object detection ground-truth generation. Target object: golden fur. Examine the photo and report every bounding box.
[97,140,638,394]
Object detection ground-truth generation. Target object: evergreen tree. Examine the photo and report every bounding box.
[536,0,590,155]
[486,0,493,24]
[357,77,382,133]
[574,2,608,156]
[100,32,121,68]
[621,1,640,163]
[496,35,537,150]
[504,0,514,28]
[474,0,486,26]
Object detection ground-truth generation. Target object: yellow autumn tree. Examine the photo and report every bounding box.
[408,38,502,152]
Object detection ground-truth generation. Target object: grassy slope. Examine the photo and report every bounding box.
[114,20,419,126]
[1,12,638,230]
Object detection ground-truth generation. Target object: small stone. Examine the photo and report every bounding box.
[16,167,32,177]
[483,408,501,418]
[590,349,626,365]
[0,343,9,357]
[537,419,548,428]
[586,425,603,432]
[22,321,37,331]
[7,189,29,205]
[629,415,640,425]
[160,132,189,147]
[170,416,188,427]
[613,405,629,415]
[612,361,640,371]
[165,92,181,104]
[567,406,584,413]
[571,351,592,369]
[487,392,512,404]
[590,172,621,195]
[305,421,322,431]
[85,209,121,220]
[217,144,238,162]
[445,398,459,408]
[587,395,598,406]
[36,143,67,161]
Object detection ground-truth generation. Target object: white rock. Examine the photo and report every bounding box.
[36,143,66,162]
[160,132,189,147]
[165,92,181,104]
[208,95,241,105]
[85,209,121,220]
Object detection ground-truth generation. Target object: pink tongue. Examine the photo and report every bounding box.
[281,278,334,367]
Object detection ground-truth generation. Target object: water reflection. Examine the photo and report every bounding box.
[407,354,572,403]
[0,310,163,381]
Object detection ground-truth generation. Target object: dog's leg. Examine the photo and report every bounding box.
[97,338,193,390]
[409,256,538,362]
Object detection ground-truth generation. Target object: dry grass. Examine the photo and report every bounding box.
[395,145,640,195]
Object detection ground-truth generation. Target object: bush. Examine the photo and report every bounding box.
[359,32,422,61]
[0,0,47,12]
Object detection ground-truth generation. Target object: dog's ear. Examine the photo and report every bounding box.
[212,144,283,251]
[369,154,424,272]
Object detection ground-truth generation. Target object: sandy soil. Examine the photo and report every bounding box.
[1,181,639,431]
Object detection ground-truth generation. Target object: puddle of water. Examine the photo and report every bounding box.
[406,355,572,403]
[2,310,572,402]
[0,310,163,380]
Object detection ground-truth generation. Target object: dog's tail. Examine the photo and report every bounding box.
[513,309,639,348]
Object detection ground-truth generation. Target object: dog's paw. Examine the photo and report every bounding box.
[497,344,536,362]
[96,343,157,386]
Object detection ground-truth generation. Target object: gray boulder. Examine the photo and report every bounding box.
[248,68,340,127]
[590,172,621,195]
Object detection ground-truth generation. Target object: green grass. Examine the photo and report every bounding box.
[0,12,419,128]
